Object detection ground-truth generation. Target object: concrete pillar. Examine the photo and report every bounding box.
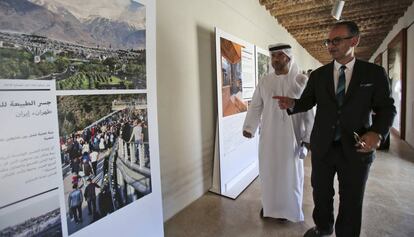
[118,138,124,158]
[130,142,136,164]
[124,142,129,161]
[139,144,145,169]
[128,185,136,202]
[117,168,125,204]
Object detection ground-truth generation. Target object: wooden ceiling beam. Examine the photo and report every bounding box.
[258,0,414,63]
[341,6,410,19]
[280,11,405,29]
[288,25,394,42]
[299,36,385,52]
[258,0,278,7]
[287,21,395,37]
[290,26,391,40]
[308,45,380,62]
[270,5,331,18]
[268,0,333,14]
[267,0,412,18]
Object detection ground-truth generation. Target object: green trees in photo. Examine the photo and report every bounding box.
[1,47,146,90]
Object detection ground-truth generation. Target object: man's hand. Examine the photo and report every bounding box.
[243,130,252,138]
[356,131,381,153]
[272,96,295,109]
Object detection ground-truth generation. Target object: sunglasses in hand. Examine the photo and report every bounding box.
[353,132,366,148]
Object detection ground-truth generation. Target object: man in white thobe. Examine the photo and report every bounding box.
[243,43,314,222]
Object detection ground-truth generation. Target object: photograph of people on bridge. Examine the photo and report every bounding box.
[0,0,147,90]
[58,93,151,235]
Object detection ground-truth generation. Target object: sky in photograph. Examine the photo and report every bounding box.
[0,192,60,229]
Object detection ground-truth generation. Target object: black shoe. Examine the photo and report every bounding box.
[303,226,333,237]
[275,218,288,222]
[260,208,287,222]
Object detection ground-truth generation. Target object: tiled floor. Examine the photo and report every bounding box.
[165,136,414,237]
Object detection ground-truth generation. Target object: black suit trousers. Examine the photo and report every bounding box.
[311,142,371,237]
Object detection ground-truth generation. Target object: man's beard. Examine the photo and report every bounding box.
[273,63,286,71]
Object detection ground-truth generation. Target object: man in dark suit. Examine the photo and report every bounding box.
[274,21,396,237]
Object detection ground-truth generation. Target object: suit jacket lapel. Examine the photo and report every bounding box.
[344,59,362,104]
[326,62,336,101]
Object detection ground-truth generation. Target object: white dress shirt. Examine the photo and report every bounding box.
[333,57,355,93]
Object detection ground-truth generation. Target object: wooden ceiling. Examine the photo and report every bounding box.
[259,0,414,64]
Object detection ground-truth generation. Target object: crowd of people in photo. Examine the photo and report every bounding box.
[61,105,150,227]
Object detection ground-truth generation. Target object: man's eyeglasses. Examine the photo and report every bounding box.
[323,36,354,46]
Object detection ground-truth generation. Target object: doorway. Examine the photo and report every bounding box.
[388,29,407,140]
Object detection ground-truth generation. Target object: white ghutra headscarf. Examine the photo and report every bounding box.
[268,43,307,99]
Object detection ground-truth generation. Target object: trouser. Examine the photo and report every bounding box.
[87,197,97,215]
[92,161,97,175]
[311,142,372,237]
[70,205,83,222]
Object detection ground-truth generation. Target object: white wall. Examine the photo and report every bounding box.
[370,2,414,148]
[157,0,321,221]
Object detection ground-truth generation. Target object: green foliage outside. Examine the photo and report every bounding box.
[56,73,134,90]
[57,94,140,136]
[0,47,145,90]
[0,48,66,79]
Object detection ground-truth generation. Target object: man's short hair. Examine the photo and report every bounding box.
[333,20,360,37]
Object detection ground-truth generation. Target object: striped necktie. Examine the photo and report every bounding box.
[334,65,346,141]
[336,65,346,107]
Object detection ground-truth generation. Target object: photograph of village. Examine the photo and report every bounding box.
[57,93,151,234]
[0,0,146,90]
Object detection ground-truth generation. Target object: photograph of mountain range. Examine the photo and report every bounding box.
[0,0,147,90]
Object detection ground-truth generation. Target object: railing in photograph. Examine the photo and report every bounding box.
[108,137,151,210]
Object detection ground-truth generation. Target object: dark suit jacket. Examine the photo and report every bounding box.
[290,59,396,163]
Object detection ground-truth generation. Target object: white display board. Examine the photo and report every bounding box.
[0,80,63,236]
[0,0,163,236]
[210,28,259,199]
